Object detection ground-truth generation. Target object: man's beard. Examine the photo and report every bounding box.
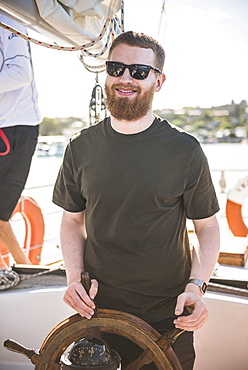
[104,83,155,121]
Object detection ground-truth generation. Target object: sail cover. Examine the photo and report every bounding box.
[0,0,122,50]
[35,0,122,44]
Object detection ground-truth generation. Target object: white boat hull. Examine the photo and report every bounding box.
[194,292,248,370]
[0,286,248,369]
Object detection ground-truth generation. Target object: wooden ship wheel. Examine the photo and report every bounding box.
[4,273,184,369]
[4,310,184,369]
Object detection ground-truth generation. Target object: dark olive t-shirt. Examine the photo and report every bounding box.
[53,117,219,323]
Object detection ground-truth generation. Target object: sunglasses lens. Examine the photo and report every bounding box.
[130,66,150,80]
[107,62,125,77]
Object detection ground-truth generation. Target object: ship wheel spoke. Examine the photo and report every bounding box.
[124,345,157,369]
[81,325,105,342]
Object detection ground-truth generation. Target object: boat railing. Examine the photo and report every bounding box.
[211,168,248,194]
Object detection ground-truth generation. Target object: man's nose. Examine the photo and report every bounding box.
[119,67,134,83]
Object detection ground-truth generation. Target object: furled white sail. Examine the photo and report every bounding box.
[0,0,123,53]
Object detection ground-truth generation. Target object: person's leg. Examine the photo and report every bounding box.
[0,125,39,267]
[0,220,31,267]
[0,251,8,269]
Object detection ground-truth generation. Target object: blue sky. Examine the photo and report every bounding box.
[28,0,248,119]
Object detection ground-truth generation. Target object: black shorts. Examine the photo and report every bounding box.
[0,125,39,221]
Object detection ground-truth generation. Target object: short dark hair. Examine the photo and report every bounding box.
[108,31,165,72]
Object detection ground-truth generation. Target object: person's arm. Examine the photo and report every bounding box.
[0,22,32,93]
[60,210,98,318]
[0,56,32,93]
[174,214,220,331]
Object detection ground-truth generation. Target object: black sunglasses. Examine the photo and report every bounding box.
[106,61,161,80]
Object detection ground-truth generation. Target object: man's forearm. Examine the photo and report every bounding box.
[174,215,220,330]
[60,211,86,285]
[189,215,220,285]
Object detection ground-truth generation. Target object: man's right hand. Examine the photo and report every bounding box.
[63,279,98,319]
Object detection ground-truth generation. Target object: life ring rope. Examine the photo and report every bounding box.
[0,243,43,259]
[226,175,248,237]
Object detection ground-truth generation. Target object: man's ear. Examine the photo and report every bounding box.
[155,73,166,92]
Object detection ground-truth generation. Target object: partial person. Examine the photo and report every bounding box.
[53,31,220,369]
[0,15,41,269]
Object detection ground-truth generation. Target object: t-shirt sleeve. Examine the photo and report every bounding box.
[183,144,219,220]
[52,142,86,212]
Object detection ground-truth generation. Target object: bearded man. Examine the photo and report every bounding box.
[53,31,220,370]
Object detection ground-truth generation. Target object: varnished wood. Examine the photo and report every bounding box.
[36,310,183,369]
[3,339,60,369]
[4,310,183,369]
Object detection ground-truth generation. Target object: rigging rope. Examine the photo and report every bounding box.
[158,0,168,39]
[0,0,124,58]
[0,1,125,126]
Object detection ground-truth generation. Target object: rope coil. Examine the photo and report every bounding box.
[0,265,64,291]
[0,269,20,290]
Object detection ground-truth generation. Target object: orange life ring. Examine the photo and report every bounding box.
[226,175,248,237]
[0,196,45,265]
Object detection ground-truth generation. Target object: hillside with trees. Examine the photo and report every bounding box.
[154,100,248,143]
[39,100,248,143]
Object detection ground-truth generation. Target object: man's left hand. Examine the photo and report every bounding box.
[173,291,208,331]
